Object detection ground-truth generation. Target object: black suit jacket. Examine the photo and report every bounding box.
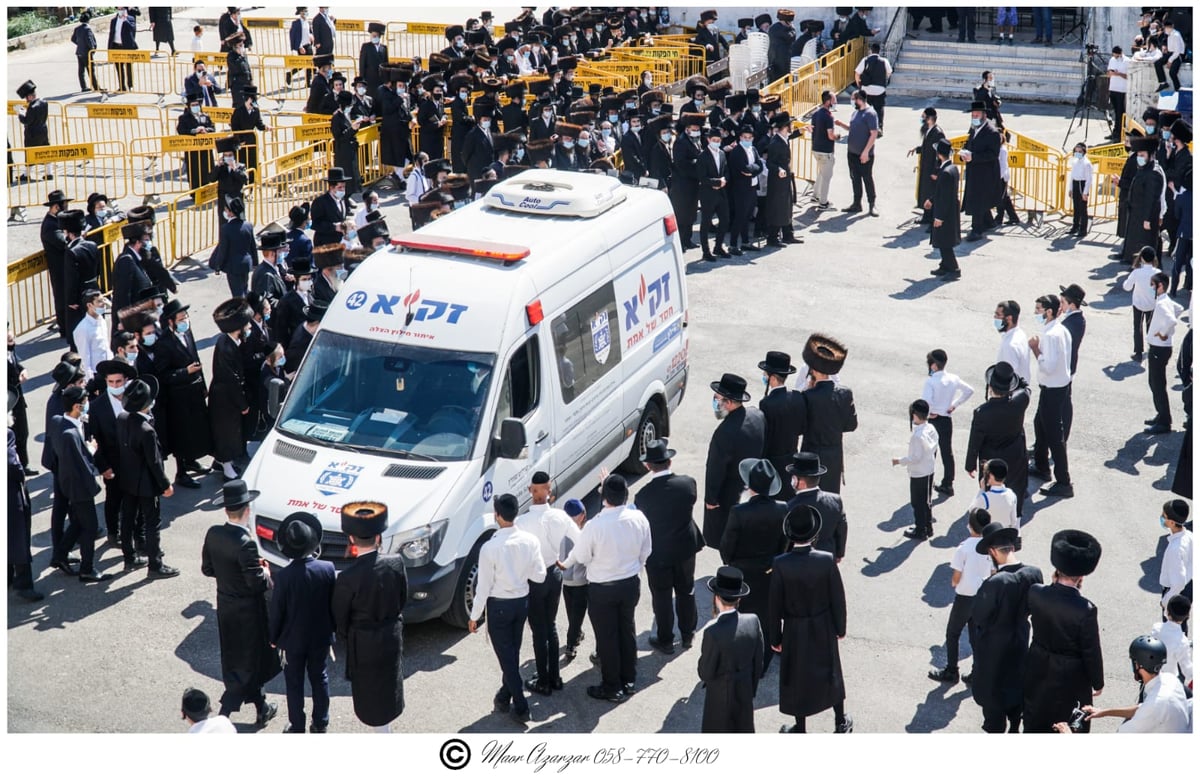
[270,556,337,651]
[251,260,287,302]
[1060,311,1085,377]
[310,192,348,248]
[311,12,335,54]
[720,494,788,568]
[671,136,703,192]
[964,384,1032,475]
[88,393,122,474]
[647,139,673,189]
[211,218,257,279]
[116,410,169,496]
[634,472,701,564]
[705,405,766,508]
[359,42,388,93]
[696,146,728,205]
[727,142,763,197]
[202,522,270,598]
[1023,582,1104,731]
[54,420,101,503]
[619,130,646,178]
[759,386,804,460]
[462,126,495,181]
[305,73,334,115]
[697,611,764,733]
[111,246,152,324]
[787,488,848,559]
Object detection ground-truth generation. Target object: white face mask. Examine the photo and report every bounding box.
[298,278,313,292]
[479,120,490,131]
[357,86,366,96]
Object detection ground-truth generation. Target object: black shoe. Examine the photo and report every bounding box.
[930,268,947,276]
[1039,482,1075,498]
[1066,227,1078,236]
[623,682,637,695]
[493,698,511,714]
[741,243,761,252]
[562,646,577,661]
[680,635,694,649]
[903,527,929,540]
[834,713,854,733]
[816,202,832,210]
[940,270,961,282]
[589,651,599,666]
[648,634,675,654]
[15,587,45,602]
[765,239,784,247]
[841,205,862,213]
[174,474,201,489]
[282,724,305,733]
[523,677,552,696]
[1131,352,1144,362]
[928,666,959,683]
[512,707,531,722]
[962,672,972,684]
[1005,218,1020,226]
[1145,417,1163,425]
[51,559,79,576]
[780,724,802,733]
[728,247,743,256]
[702,253,716,262]
[79,570,113,583]
[310,722,328,733]
[713,247,730,258]
[867,206,879,217]
[681,241,699,251]
[255,702,278,728]
[784,235,804,244]
[1027,466,1052,481]
[148,564,180,579]
[124,556,149,572]
[586,685,627,703]
[22,466,39,477]
[965,231,983,242]
[549,677,564,691]
[1145,423,1172,435]
[934,484,954,496]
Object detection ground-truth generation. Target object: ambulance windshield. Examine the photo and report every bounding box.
[276,330,496,461]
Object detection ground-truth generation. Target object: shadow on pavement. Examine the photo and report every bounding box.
[921,562,956,609]
[1138,534,1168,594]
[905,675,974,732]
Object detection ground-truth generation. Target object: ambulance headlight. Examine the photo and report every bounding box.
[388,520,448,567]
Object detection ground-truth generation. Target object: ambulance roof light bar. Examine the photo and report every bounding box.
[393,235,531,264]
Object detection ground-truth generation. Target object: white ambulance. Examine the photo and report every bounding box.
[244,170,690,627]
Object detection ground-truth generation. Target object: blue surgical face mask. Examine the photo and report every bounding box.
[125,352,137,365]
[176,320,190,334]
[740,139,753,149]
[1160,515,1167,528]
[761,375,769,386]
[608,114,618,124]
[1035,313,1046,325]
[1146,125,1156,135]
[971,117,982,127]
[601,128,611,137]
[993,319,1004,332]
[335,268,348,281]
[661,131,672,142]
[143,332,157,346]
[277,355,286,368]
[107,384,126,397]
[562,139,575,148]
[1074,152,1084,160]
[347,230,358,241]
[712,397,721,413]
[1137,156,1148,167]
[191,105,201,115]
[1162,130,1172,141]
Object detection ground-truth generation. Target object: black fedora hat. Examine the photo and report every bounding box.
[1059,283,1088,306]
[95,359,137,381]
[162,298,190,320]
[303,297,329,322]
[289,256,314,277]
[785,451,827,478]
[341,501,389,538]
[326,167,350,184]
[711,373,751,402]
[217,479,260,509]
[706,566,750,599]
[640,438,675,464]
[1050,529,1101,577]
[975,522,1019,555]
[758,350,797,376]
[739,458,781,497]
[43,190,71,208]
[784,504,822,544]
[278,511,323,559]
[985,361,1020,393]
[257,224,288,251]
[122,375,159,412]
[52,361,86,389]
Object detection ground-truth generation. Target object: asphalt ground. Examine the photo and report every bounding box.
[4,6,1192,746]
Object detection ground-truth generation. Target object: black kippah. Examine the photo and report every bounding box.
[531,471,551,485]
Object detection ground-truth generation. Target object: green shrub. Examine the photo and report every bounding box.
[8,11,58,39]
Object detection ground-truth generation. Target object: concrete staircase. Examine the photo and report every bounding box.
[890,38,1088,104]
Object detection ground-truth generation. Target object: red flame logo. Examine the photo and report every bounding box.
[638,275,647,306]
[403,290,421,307]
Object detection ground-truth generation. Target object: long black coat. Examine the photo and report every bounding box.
[969,562,1043,713]
[463,126,495,182]
[8,429,33,565]
[917,124,946,206]
[116,410,170,497]
[961,120,1002,216]
[332,551,408,727]
[110,246,152,327]
[251,261,286,302]
[1115,152,1138,238]
[619,130,646,179]
[230,103,264,173]
[376,89,412,167]
[305,73,334,115]
[416,97,446,161]
[720,495,789,622]
[768,545,846,717]
[310,191,349,248]
[148,7,174,43]
[647,139,673,190]
[177,109,216,187]
[359,41,388,93]
[41,213,69,333]
[704,405,766,546]
[698,611,764,732]
[787,488,848,560]
[209,334,248,462]
[760,386,804,495]
[1023,583,1104,733]
[767,21,795,81]
[634,472,701,566]
[158,328,211,461]
[211,218,257,285]
[1122,162,1166,261]
[930,160,962,250]
[87,392,122,476]
[331,110,361,193]
[201,522,281,701]
[964,383,1031,516]
[20,98,50,147]
[797,381,858,494]
[764,134,794,227]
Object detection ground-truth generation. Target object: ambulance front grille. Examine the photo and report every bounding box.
[383,463,446,480]
[273,439,318,464]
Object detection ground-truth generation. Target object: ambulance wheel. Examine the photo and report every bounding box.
[620,401,665,473]
[442,538,484,630]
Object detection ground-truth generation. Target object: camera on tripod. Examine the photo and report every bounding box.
[1085,42,1100,56]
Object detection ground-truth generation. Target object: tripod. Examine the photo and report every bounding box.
[1059,14,1086,45]
[1062,49,1112,149]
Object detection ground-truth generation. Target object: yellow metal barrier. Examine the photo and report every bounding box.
[168,182,222,261]
[764,38,865,122]
[63,102,170,152]
[1008,132,1065,215]
[241,16,380,59]
[8,100,69,147]
[256,54,357,99]
[356,124,385,186]
[786,123,816,185]
[128,133,219,198]
[387,21,453,61]
[88,49,193,100]
[252,139,334,227]
[619,43,706,83]
[6,251,53,337]
[6,140,128,208]
[1082,154,1125,221]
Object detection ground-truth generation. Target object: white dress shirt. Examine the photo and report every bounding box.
[998,143,1011,183]
[1159,529,1193,605]
[1070,155,1093,196]
[515,503,581,568]
[898,422,938,478]
[1123,264,1160,311]
[1035,318,1072,388]
[405,168,428,206]
[468,525,546,622]
[1167,30,1185,63]
[922,370,975,416]
[1117,672,1190,733]
[997,326,1032,385]
[1151,620,1193,686]
[970,486,1019,531]
[563,504,651,584]
[188,715,237,733]
[73,313,111,379]
[1107,55,1128,92]
[1148,293,1184,348]
[951,536,994,596]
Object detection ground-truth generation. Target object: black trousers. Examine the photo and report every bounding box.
[487,595,529,714]
[1168,58,1182,91]
[11,401,28,466]
[1033,385,1071,485]
[1109,91,1126,138]
[937,244,959,273]
[866,92,886,131]
[944,593,975,668]
[527,565,563,684]
[994,188,1018,224]
[910,474,934,535]
[219,683,267,718]
[729,186,756,247]
[562,583,589,648]
[588,575,640,692]
[847,154,876,207]
[929,415,955,486]
[646,555,698,643]
[121,493,162,566]
[1063,382,1075,443]
[981,704,1022,733]
[77,54,96,90]
[1133,307,1152,355]
[103,477,123,537]
[670,184,699,245]
[1172,238,1193,294]
[699,192,729,255]
[283,644,330,731]
[1149,345,1173,425]
[957,8,977,42]
[115,61,133,91]
[49,477,70,560]
[1071,180,1089,234]
[59,499,99,573]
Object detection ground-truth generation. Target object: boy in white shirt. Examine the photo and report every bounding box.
[1123,246,1161,361]
[969,458,1019,536]
[1068,142,1094,237]
[1151,596,1193,689]
[1159,499,1193,622]
[929,508,994,683]
[893,399,939,541]
[922,348,975,497]
[190,25,204,52]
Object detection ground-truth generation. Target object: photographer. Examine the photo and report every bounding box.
[1054,636,1189,733]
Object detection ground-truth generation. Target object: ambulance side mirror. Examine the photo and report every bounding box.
[496,418,528,459]
[267,377,286,419]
